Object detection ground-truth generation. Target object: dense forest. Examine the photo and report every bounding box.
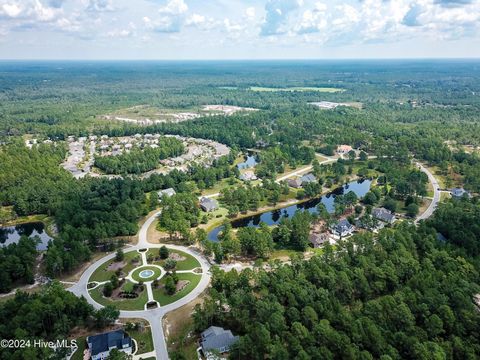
[193,200,480,360]
[0,236,37,293]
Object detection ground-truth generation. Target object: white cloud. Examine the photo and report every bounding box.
[295,2,327,34]
[245,7,255,19]
[158,0,188,15]
[1,3,23,18]
[261,0,302,36]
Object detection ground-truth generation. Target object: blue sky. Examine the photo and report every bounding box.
[0,0,479,59]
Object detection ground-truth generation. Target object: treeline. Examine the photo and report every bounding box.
[158,193,201,242]
[255,146,315,179]
[94,137,184,174]
[428,198,480,256]
[0,236,38,293]
[220,181,289,215]
[0,141,72,216]
[0,282,119,360]
[193,221,480,359]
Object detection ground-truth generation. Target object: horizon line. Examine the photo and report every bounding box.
[0,57,480,62]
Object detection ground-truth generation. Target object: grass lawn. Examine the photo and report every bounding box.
[71,336,86,360]
[147,249,201,271]
[128,327,154,355]
[152,273,201,306]
[201,178,240,196]
[270,249,301,260]
[89,251,141,283]
[250,86,344,93]
[89,281,148,311]
[440,192,451,202]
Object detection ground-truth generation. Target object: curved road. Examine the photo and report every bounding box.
[68,209,211,360]
[415,162,441,223]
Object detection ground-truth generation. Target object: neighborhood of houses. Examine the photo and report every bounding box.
[54,134,231,179]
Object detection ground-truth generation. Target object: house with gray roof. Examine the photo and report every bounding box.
[331,219,355,237]
[87,330,132,360]
[450,187,471,199]
[287,178,303,188]
[309,233,330,248]
[200,197,219,212]
[372,207,396,224]
[300,173,317,185]
[158,188,176,199]
[201,326,239,356]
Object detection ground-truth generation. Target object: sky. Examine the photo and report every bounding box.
[0,0,479,59]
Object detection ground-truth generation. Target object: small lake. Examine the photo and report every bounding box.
[208,179,372,241]
[0,222,53,251]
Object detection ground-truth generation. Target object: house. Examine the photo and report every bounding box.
[239,170,257,182]
[237,156,257,170]
[87,330,132,360]
[372,207,396,224]
[200,197,219,212]
[201,326,239,356]
[309,233,330,248]
[158,188,176,199]
[450,188,471,199]
[287,178,303,188]
[336,145,353,156]
[300,173,316,185]
[331,219,355,237]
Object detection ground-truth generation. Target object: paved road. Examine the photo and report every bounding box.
[203,155,337,199]
[415,162,441,223]
[68,209,211,360]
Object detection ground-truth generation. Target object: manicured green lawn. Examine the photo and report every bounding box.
[71,336,86,360]
[131,266,162,282]
[152,273,201,306]
[89,251,141,283]
[128,327,154,355]
[147,249,200,271]
[89,281,148,311]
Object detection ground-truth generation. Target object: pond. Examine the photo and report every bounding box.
[208,179,372,241]
[0,222,53,251]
